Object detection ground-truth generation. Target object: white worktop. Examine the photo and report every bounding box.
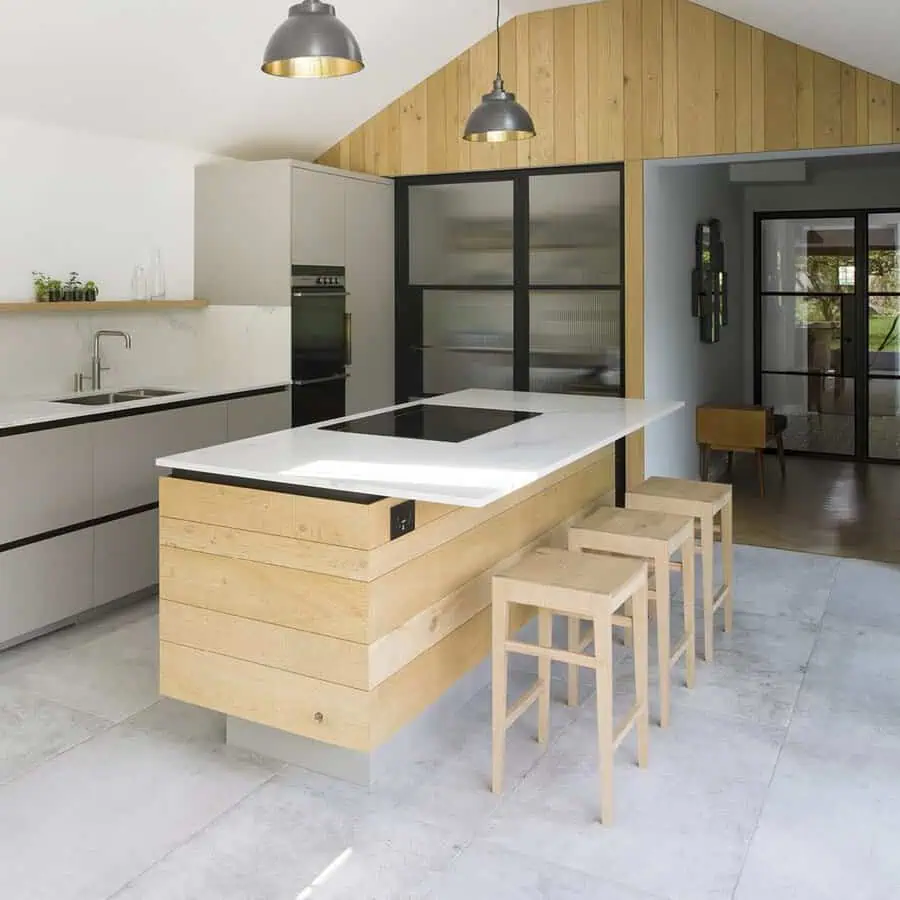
[157,390,682,508]
[0,379,289,433]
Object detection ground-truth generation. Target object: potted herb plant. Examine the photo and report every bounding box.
[47,279,63,302]
[32,271,50,302]
[63,272,82,302]
[83,280,99,302]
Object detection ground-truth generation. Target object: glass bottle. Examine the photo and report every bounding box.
[148,248,166,300]
[131,265,148,300]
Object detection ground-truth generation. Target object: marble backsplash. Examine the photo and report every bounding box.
[0,304,290,398]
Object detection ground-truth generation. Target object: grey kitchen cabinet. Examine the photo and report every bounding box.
[345,178,395,415]
[0,425,93,544]
[291,166,346,266]
[93,402,228,517]
[93,509,159,610]
[226,389,291,441]
[0,529,94,649]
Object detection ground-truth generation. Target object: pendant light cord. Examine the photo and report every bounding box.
[495,0,502,82]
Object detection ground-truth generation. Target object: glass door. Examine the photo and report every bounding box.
[868,213,900,460]
[758,216,858,456]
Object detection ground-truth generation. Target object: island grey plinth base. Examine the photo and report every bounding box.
[226,657,492,786]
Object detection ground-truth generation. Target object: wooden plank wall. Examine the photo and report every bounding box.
[316,0,900,483]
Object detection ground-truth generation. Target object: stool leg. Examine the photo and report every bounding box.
[654,552,671,728]
[721,500,734,633]
[682,536,697,689]
[491,597,510,794]
[701,512,715,663]
[567,617,580,707]
[593,614,615,825]
[538,609,552,744]
[632,584,650,769]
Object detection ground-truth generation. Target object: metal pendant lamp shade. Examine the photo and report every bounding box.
[463,1,535,142]
[262,0,364,79]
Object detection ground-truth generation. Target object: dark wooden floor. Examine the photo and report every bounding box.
[728,453,900,564]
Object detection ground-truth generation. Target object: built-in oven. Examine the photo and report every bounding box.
[291,264,351,426]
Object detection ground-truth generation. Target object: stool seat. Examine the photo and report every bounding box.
[571,507,694,557]
[627,476,731,517]
[494,547,647,617]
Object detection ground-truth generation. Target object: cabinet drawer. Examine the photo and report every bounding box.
[0,426,93,544]
[94,403,228,517]
[226,390,291,441]
[0,529,94,648]
[94,510,159,608]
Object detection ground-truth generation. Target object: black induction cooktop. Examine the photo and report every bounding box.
[321,404,542,443]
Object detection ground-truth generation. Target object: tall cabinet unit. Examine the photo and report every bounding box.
[395,165,625,403]
[195,160,395,415]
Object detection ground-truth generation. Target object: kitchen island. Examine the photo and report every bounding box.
[156,389,681,782]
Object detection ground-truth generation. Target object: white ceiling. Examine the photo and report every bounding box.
[0,0,896,161]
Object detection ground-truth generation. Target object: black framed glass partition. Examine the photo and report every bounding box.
[395,164,625,402]
[755,209,900,462]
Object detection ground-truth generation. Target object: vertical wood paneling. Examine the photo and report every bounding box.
[641,0,664,159]
[348,128,365,173]
[623,0,644,158]
[499,20,520,169]
[443,58,461,173]
[733,22,752,153]
[590,0,624,161]
[715,16,736,154]
[399,83,427,175]
[529,10,555,167]
[893,85,900,143]
[363,120,377,174]
[554,6,577,164]
[338,138,351,170]
[763,35,797,151]
[515,13,533,167]
[425,73,446,174]
[661,0,679,156]
[796,47,815,149]
[455,52,471,171]
[840,65,858,146]
[573,4,591,162]
[750,28,766,151]
[624,159,644,486]
[856,73,870,145]
[677,0,716,157]
[813,53,842,148]
[868,75,894,144]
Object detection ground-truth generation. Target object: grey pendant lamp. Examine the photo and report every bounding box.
[463,0,535,143]
[262,1,364,79]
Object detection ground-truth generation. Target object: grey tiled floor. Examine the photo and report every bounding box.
[1,545,898,900]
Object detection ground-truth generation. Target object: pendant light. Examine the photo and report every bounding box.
[463,0,536,143]
[262,1,364,79]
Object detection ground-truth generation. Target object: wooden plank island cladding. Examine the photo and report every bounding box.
[158,447,615,753]
[317,0,900,174]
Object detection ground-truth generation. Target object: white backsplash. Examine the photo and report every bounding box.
[0,304,290,399]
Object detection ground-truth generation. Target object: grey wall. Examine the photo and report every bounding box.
[643,161,745,479]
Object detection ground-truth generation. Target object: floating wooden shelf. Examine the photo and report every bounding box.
[0,299,208,313]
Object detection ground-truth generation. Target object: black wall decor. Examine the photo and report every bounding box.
[692,218,728,343]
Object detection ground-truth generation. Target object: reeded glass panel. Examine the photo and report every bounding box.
[420,290,514,394]
[869,295,900,376]
[761,218,855,294]
[761,295,843,373]
[409,181,514,286]
[528,172,621,285]
[529,290,621,394]
[761,373,855,456]
[869,377,900,459]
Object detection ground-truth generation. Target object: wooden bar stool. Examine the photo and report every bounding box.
[626,477,734,662]
[568,507,696,728]
[491,547,649,825]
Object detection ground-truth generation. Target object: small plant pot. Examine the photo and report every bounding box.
[48,287,62,302]
[84,287,98,302]
[61,288,75,302]
[74,288,86,302]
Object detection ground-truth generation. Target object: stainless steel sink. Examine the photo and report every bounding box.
[116,388,183,399]
[54,387,184,406]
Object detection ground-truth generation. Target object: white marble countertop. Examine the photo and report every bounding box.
[157,389,682,508]
[0,379,289,433]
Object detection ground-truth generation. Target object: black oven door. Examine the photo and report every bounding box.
[291,292,350,381]
[292,375,347,427]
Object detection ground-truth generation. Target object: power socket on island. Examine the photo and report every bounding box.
[390,500,416,540]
